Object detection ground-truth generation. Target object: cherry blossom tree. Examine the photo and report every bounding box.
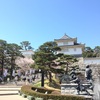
[15,57,34,71]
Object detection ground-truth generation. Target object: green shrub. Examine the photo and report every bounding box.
[22,93,27,98]
[21,85,85,100]
[35,97,43,100]
[51,91,61,95]
[31,86,53,94]
[27,95,35,100]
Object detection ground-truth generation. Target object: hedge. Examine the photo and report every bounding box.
[21,85,85,100]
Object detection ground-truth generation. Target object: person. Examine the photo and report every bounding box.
[21,74,26,82]
[12,69,15,79]
[85,65,92,81]
[0,77,3,83]
[14,75,18,85]
[32,74,35,81]
[3,69,8,82]
[17,69,21,78]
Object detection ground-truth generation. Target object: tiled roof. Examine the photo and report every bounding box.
[60,33,71,39]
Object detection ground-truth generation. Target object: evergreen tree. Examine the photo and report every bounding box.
[32,41,61,86]
[56,53,78,74]
[20,41,33,50]
[0,40,8,76]
[7,43,23,80]
[94,46,100,57]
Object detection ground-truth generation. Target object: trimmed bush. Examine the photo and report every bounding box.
[21,85,85,100]
[31,86,53,94]
[22,93,27,98]
[51,91,61,95]
[35,97,43,100]
[27,95,35,100]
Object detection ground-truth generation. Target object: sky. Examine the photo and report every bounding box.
[0,0,100,50]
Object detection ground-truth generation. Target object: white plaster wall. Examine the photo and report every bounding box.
[57,41,74,46]
[67,41,74,45]
[22,51,34,55]
[57,42,63,46]
[84,58,100,64]
[21,50,34,58]
[57,47,82,55]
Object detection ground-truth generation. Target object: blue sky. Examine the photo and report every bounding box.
[0,0,100,50]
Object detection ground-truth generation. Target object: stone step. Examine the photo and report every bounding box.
[0,86,21,91]
[0,88,20,91]
[0,91,18,95]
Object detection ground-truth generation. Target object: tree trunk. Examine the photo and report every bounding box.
[10,64,13,81]
[10,58,15,81]
[49,71,52,82]
[1,59,4,77]
[41,70,44,87]
[48,64,52,82]
[10,70,12,80]
[45,71,49,79]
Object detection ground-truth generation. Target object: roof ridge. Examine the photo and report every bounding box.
[60,33,71,39]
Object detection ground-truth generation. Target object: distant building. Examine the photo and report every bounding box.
[54,34,85,57]
[21,50,34,58]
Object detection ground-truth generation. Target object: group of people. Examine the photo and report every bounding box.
[0,68,41,85]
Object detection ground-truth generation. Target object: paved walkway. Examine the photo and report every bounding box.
[0,95,28,100]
